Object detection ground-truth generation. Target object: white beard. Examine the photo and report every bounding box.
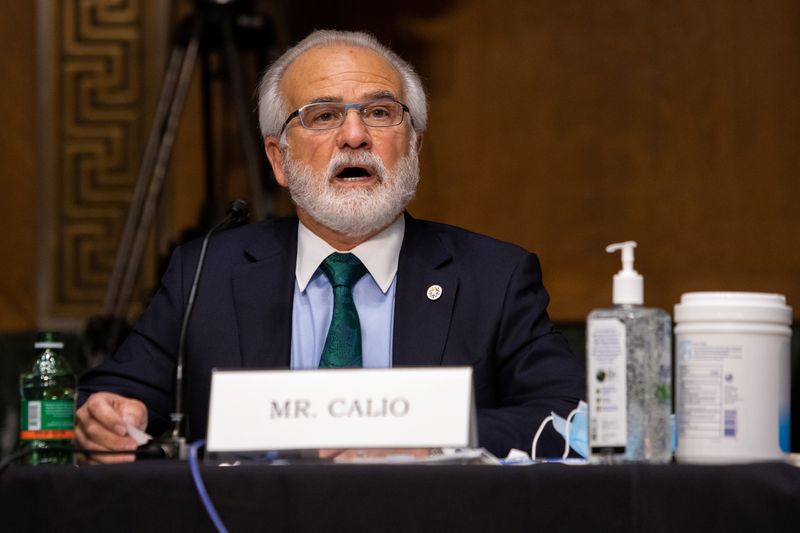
[281,142,420,237]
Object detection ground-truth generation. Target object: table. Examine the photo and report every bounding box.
[2,461,799,532]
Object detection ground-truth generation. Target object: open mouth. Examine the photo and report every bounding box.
[334,166,374,181]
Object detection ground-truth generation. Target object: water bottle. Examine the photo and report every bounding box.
[18,332,76,465]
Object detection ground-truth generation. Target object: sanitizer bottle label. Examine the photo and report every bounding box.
[588,318,627,454]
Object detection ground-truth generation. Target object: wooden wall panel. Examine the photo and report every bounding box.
[383,1,800,321]
[0,2,37,331]
[36,0,168,329]
[40,0,145,324]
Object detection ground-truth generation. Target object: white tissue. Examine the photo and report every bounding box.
[126,423,152,445]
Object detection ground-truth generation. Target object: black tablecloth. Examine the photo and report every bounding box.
[2,461,799,532]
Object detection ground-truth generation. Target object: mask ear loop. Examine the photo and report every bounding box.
[561,406,581,459]
[531,415,554,460]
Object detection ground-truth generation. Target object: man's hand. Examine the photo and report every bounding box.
[75,392,147,464]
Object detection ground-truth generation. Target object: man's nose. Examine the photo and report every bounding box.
[335,109,372,150]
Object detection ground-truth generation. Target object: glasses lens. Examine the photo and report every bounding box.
[299,103,345,130]
[297,100,406,130]
[361,100,404,127]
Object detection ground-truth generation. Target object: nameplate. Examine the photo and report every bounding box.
[205,367,476,454]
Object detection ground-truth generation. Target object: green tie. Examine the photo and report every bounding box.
[318,253,368,368]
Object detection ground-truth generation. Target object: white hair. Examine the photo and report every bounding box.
[257,30,428,138]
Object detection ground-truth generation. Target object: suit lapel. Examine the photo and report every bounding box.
[392,214,458,366]
[232,219,297,368]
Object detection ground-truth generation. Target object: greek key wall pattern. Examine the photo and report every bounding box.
[39,0,165,325]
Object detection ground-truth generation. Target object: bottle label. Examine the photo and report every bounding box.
[588,318,627,453]
[19,400,75,440]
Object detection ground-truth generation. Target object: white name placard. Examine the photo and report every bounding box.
[205,367,476,454]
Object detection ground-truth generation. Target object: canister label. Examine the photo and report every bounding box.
[676,333,790,462]
[677,340,742,441]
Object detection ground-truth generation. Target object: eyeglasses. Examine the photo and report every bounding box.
[279,98,413,135]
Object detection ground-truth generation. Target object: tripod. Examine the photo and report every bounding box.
[87,0,276,363]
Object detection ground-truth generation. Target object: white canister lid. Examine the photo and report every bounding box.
[674,291,792,325]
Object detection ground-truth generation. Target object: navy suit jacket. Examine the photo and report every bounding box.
[80,213,585,457]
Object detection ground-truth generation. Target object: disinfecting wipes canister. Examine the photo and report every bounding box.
[674,292,792,463]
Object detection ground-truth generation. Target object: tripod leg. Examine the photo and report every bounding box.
[104,45,187,317]
[221,16,270,221]
[113,17,204,324]
[199,36,217,226]
[100,23,203,356]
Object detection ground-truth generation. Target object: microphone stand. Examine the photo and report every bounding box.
[145,199,249,460]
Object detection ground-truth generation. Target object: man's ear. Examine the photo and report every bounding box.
[414,132,424,152]
[264,136,288,188]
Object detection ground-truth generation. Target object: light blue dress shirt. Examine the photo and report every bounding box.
[290,217,404,369]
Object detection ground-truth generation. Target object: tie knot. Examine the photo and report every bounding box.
[320,252,367,289]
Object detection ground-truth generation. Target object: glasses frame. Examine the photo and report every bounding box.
[278,98,413,136]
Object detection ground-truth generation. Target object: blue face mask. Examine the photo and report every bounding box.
[551,401,589,458]
[545,402,677,460]
[529,401,588,460]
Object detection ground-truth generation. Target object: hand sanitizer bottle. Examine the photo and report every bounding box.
[587,241,672,463]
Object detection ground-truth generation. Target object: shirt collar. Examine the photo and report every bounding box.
[295,215,405,294]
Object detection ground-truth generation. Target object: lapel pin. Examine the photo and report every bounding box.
[426,284,443,301]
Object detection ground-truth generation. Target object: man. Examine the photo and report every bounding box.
[76,30,584,462]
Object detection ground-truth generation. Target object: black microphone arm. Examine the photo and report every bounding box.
[158,199,250,459]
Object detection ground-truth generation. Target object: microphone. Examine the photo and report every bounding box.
[151,199,250,460]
